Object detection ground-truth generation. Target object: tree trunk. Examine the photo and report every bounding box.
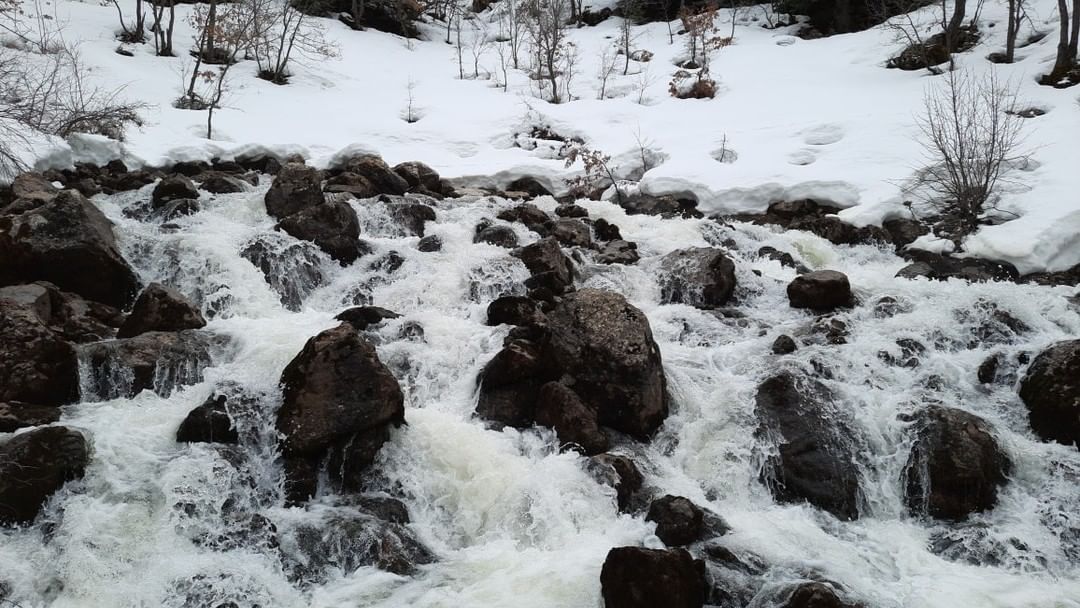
[1070,0,1079,59]
[1052,0,1072,76]
[946,0,967,51]
[1005,0,1017,62]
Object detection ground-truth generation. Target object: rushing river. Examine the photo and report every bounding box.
[1,177,1078,608]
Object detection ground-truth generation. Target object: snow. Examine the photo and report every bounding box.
[4,0,1080,273]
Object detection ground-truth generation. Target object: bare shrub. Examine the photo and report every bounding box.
[1,0,67,54]
[565,143,622,203]
[250,0,338,84]
[911,69,1028,246]
[669,2,727,99]
[523,0,572,103]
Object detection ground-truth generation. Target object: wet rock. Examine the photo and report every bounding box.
[264,163,325,220]
[474,224,519,248]
[647,495,705,546]
[197,172,249,194]
[277,323,404,458]
[758,246,810,273]
[0,401,60,432]
[877,338,924,367]
[486,295,544,327]
[595,239,640,265]
[729,200,887,246]
[659,247,737,309]
[587,453,643,512]
[0,189,140,307]
[959,300,1029,347]
[324,172,377,198]
[392,161,441,193]
[787,270,853,312]
[781,582,860,608]
[11,172,59,202]
[151,175,199,207]
[506,176,553,198]
[276,200,364,264]
[347,494,411,524]
[1021,262,1080,287]
[496,203,551,235]
[0,426,88,526]
[383,198,436,236]
[417,234,442,252]
[117,283,206,339]
[904,406,1011,521]
[756,373,861,520]
[240,235,326,311]
[79,330,225,400]
[810,317,849,346]
[0,285,79,406]
[284,509,435,582]
[550,218,591,247]
[621,192,702,219]
[546,289,668,438]
[326,425,392,493]
[338,155,409,196]
[176,394,238,444]
[475,339,547,428]
[872,295,908,318]
[896,250,1020,283]
[157,198,200,221]
[977,354,1000,384]
[882,218,928,248]
[600,547,706,608]
[772,334,797,355]
[535,381,609,455]
[335,306,401,330]
[513,236,575,294]
[555,203,588,218]
[1019,340,1080,448]
[592,218,622,241]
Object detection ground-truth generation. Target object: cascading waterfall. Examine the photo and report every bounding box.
[1,176,1078,608]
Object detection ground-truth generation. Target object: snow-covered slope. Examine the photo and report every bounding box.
[10,0,1080,273]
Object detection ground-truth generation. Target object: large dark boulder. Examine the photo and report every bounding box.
[475,224,519,248]
[177,393,238,444]
[475,339,548,428]
[896,250,1019,283]
[151,175,199,207]
[646,495,705,547]
[117,283,206,339]
[240,234,327,311]
[513,236,575,295]
[0,190,140,307]
[0,285,80,406]
[534,381,609,455]
[781,582,861,608]
[787,270,853,311]
[496,203,551,235]
[486,295,544,327]
[587,453,643,512]
[904,406,1011,521]
[335,0,422,38]
[276,200,364,264]
[384,199,436,236]
[546,289,668,439]
[335,305,401,331]
[550,218,591,247]
[335,155,409,195]
[659,247,737,309]
[1019,340,1080,448]
[264,163,324,220]
[620,192,702,219]
[0,401,60,432]
[324,172,378,198]
[277,323,404,456]
[0,426,89,526]
[392,161,441,193]
[756,373,861,521]
[600,547,705,608]
[79,330,225,400]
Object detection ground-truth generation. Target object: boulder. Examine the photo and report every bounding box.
[384,199,436,236]
[486,295,544,327]
[0,285,80,406]
[787,270,853,312]
[0,401,60,432]
[324,172,378,198]
[534,381,609,455]
[264,163,324,220]
[176,393,239,444]
[506,176,552,198]
[157,198,200,221]
[0,426,89,526]
[550,218,591,247]
[659,247,737,309]
[335,305,401,331]
[592,218,622,241]
[151,175,199,207]
[417,234,442,252]
[197,172,249,194]
[620,192,702,219]
[475,339,547,428]
[0,189,140,307]
[392,161,441,193]
[587,453,643,512]
[600,547,705,608]
[496,203,551,235]
[277,323,404,456]
[646,495,705,546]
[513,236,574,294]
[338,155,409,195]
[896,250,1019,283]
[79,330,225,400]
[10,172,59,202]
[546,289,668,438]
[904,406,1011,521]
[240,234,328,311]
[755,373,861,520]
[474,224,519,248]
[781,582,860,608]
[276,200,363,264]
[117,283,206,339]
[772,335,798,355]
[882,218,928,248]
[336,0,422,38]
[595,239,640,265]
[1018,340,1080,448]
[555,203,588,218]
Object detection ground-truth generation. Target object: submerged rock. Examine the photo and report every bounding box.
[600,547,706,608]
[79,330,226,400]
[240,234,327,311]
[903,406,1011,521]
[0,426,89,526]
[1018,340,1080,448]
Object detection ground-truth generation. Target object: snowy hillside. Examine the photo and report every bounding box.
[3,0,1079,273]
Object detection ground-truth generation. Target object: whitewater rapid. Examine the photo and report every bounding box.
[1,178,1078,608]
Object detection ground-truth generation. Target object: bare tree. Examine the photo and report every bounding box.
[524,0,570,103]
[1,0,66,54]
[150,0,177,56]
[111,0,147,43]
[1001,0,1028,63]
[618,14,640,75]
[912,69,1028,246]
[1047,0,1079,80]
[596,44,618,99]
[401,76,420,122]
[565,143,623,204]
[469,18,492,78]
[181,0,257,137]
[250,0,337,84]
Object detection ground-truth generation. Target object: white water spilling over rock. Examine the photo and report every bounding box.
[2,177,1078,608]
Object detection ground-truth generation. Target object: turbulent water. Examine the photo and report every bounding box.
[2,177,1079,608]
